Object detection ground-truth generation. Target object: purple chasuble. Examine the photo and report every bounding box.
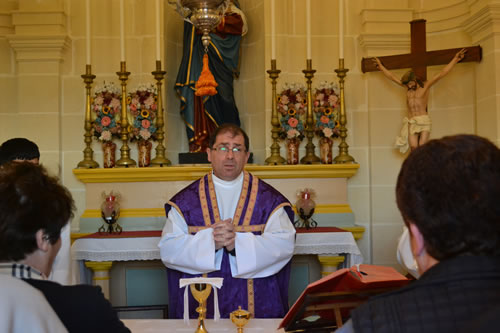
[164,172,294,319]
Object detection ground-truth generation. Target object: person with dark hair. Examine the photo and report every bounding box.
[372,49,466,153]
[159,123,296,319]
[0,137,73,285]
[0,137,40,165]
[0,162,130,333]
[342,134,500,333]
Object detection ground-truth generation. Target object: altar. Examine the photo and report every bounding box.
[72,228,363,299]
[122,318,284,333]
[72,164,364,310]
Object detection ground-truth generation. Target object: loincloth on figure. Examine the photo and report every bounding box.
[395,114,432,153]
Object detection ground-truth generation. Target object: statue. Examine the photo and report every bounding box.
[175,0,248,152]
[372,48,466,153]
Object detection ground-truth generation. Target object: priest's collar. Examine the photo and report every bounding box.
[211,171,244,187]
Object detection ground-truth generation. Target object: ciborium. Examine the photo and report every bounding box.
[173,0,229,51]
[190,283,212,333]
[230,306,251,333]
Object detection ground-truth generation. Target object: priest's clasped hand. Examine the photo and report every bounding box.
[212,218,236,251]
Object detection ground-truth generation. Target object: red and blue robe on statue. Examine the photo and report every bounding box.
[161,171,295,319]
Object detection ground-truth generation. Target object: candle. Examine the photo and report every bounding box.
[155,0,161,61]
[85,0,91,65]
[306,0,311,59]
[120,0,125,62]
[271,0,276,59]
[339,0,344,59]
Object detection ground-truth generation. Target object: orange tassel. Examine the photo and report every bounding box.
[195,54,218,97]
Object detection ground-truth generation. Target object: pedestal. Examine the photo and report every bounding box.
[85,261,113,299]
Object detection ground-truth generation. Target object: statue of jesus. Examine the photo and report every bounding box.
[372,48,466,153]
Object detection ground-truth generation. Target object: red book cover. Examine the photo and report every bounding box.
[279,265,409,331]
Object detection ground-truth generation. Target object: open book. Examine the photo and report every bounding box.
[279,265,409,332]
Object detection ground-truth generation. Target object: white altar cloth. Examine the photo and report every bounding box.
[122,318,284,332]
[72,232,363,268]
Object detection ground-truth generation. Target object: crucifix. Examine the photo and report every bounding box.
[361,19,481,80]
[361,19,482,153]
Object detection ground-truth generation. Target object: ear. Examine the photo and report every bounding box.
[206,147,213,163]
[408,223,425,257]
[35,230,50,252]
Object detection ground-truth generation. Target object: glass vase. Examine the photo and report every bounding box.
[286,137,300,165]
[102,141,116,168]
[138,139,152,167]
[319,137,333,164]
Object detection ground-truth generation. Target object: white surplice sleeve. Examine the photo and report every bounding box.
[229,207,296,279]
[158,208,223,275]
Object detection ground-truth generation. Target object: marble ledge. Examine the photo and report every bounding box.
[73,163,360,183]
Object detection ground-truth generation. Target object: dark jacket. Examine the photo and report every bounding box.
[24,279,130,333]
[351,255,500,333]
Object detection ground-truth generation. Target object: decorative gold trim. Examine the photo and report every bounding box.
[189,224,265,234]
[241,173,258,226]
[79,204,354,220]
[247,279,255,317]
[85,261,113,272]
[73,164,360,183]
[200,176,214,226]
[167,201,187,224]
[81,208,165,218]
[268,202,292,224]
[292,204,352,214]
[232,171,250,226]
[342,226,366,240]
[207,173,221,224]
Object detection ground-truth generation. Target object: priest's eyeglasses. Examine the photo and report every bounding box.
[213,145,246,154]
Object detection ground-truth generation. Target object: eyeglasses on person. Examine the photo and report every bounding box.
[213,146,246,154]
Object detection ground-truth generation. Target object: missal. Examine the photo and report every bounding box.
[279,264,409,332]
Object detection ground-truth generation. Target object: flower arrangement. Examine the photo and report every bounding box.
[314,81,340,138]
[277,82,307,140]
[92,82,122,142]
[127,83,158,141]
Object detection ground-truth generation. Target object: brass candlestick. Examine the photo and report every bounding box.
[333,58,355,164]
[230,306,251,333]
[115,61,136,167]
[190,283,212,333]
[150,60,171,166]
[301,59,320,164]
[265,59,286,165]
[77,64,99,168]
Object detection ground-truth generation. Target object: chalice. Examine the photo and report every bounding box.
[190,283,212,333]
[230,306,251,333]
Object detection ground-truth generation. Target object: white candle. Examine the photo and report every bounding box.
[120,0,125,62]
[339,0,344,59]
[271,0,276,59]
[85,0,91,65]
[306,0,311,59]
[155,0,161,61]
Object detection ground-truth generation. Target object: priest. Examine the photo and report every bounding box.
[158,124,296,319]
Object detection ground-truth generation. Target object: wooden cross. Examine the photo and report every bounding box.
[361,19,482,81]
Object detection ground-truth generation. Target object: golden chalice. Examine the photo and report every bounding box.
[190,283,212,333]
[230,306,251,333]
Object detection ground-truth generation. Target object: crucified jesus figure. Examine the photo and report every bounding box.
[373,48,466,153]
